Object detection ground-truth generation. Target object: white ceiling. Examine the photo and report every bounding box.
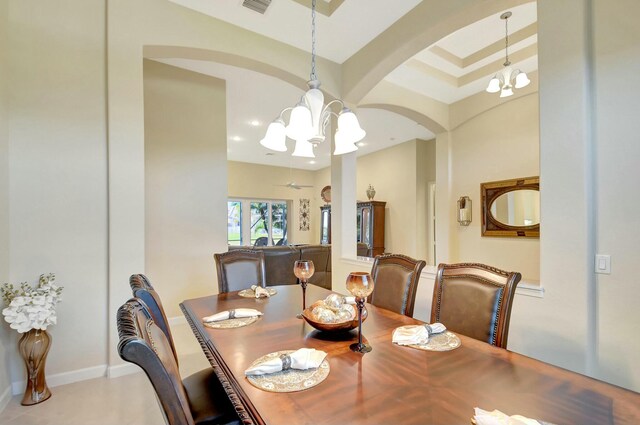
[438,3,535,56]
[168,0,422,63]
[385,2,538,104]
[157,58,433,171]
[160,1,538,169]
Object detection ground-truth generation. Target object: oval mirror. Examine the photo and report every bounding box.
[481,176,539,237]
[489,190,540,226]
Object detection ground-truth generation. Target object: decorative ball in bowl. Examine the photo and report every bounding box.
[302,294,368,332]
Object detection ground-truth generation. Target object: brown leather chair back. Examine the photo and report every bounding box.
[299,245,332,289]
[214,249,266,293]
[357,243,369,257]
[431,263,521,349]
[129,274,177,363]
[117,298,194,425]
[368,254,426,317]
[227,244,333,289]
[259,246,300,286]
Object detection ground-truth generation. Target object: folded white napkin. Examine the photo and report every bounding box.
[250,285,270,298]
[245,348,327,376]
[392,323,447,346]
[474,408,541,425]
[202,308,263,323]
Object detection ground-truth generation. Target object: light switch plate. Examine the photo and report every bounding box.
[595,254,611,274]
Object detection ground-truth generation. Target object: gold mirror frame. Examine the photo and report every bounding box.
[481,176,540,238]
[320,185,331,204]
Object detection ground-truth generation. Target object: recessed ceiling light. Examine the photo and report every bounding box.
[230,136,242,142]
[357,142,367,147]
[249,120,261,126]
[309,160,316,164]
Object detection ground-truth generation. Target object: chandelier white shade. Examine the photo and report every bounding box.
[337,109,366,142]
[486,11,530,98]
[259,0,365,157]
[292,139,316,158]
[333,131,358,155]
[286,102,313,140]
[259,119,287,151]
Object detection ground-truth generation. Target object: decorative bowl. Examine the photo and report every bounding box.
[301,301,367,332]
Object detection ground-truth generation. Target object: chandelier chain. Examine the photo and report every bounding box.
[310,0,317,81]
[504,15,510,66]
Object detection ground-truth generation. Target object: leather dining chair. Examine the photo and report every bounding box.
[129,274,178,363]
[253,236,269,247]
[368,254,427,317]
[117,298,240,425]
[431,263,522,349]
[214,249,266,293]
[356,242,369,257]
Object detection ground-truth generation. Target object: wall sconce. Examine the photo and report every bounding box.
[457,196,472,226]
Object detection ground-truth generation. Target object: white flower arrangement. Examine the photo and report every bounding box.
[1,274,63,333]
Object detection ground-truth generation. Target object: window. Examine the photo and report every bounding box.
[227,201,242,245]
[250,202,268,245]
[227,199,289,246]
[271,202,287,245]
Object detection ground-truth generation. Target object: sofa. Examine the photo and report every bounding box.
[228,244,331,289]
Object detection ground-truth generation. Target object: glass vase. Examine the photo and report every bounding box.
[18,329,52,405]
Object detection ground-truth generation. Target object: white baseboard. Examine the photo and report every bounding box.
[106,362,142,379]
[0,385,11,413]
[342,256,545,298]
[11,364,107,396]
[516,282,545,298]
[4,316,191,403]
[106,316,185,378]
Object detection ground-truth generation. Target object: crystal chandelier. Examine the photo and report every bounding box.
[259,0,366,157]
[486,11,531,98]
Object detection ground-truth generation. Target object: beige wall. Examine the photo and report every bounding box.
[499,0,640,393]
[592,0,640,391]
[356,139,434,261]
[449,93,540,281]
[144,60,228,317]
[4,0,108,389]
[227,161,319,245]
[0,0,10,405]
[1,0,639,404]
[357,141,415,257]
[310,138,435,262]
[105,0,345,368]
[314,166,331,201]
[416,140,436,264]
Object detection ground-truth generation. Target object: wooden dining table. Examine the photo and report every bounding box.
[180,284,640,425]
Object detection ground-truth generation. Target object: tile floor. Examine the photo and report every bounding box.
[0,323,211,425]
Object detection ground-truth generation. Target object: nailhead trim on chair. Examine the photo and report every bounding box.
[145,320,160,355]
[490,288,504,346]
[441,275,505,346]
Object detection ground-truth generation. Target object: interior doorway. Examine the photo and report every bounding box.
[428,181,436,265]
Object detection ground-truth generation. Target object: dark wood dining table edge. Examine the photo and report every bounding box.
[180,301,262,425]
[180,287,640,425]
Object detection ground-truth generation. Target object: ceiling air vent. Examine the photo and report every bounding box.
[242,0,272,14]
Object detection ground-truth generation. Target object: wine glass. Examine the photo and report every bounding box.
[294,260,315,318]
[346,272,375,353]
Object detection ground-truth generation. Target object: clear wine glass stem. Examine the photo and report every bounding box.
[301,279,307,310]
[357,298,364,348]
